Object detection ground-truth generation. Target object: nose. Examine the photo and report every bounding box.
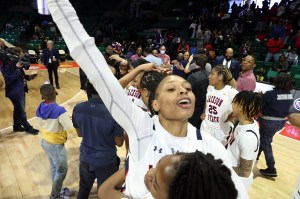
[179,87,188,95]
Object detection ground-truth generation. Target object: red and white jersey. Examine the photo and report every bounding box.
[126,86,147,110]
[227,121,260,190]
[45,1,249,198]
[200,85,238,145]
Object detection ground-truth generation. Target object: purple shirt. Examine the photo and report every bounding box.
[237,70,256,92]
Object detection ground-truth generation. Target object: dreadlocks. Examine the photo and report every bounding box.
[168,151,238,199]
[233,91,262,119]
[140,71,165,115]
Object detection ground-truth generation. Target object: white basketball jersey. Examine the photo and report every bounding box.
[227,121,260,190]
[126,86,148,110]
[201,85,238,145]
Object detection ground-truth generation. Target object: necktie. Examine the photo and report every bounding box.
[226,61,229,68]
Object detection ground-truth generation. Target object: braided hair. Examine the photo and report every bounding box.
[213,65,233,85]
[232,91,262,119]
[168,151,238,199]
[140,71,165,115]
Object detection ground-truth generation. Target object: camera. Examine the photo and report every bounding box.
[0,48,31,69]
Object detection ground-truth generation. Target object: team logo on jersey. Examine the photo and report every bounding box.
[294,98,300,111]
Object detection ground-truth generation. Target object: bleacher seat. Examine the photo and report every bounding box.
[266,70,278,80]
[293,74,300,89]
[290,65,300,77]
[264,61,274,71]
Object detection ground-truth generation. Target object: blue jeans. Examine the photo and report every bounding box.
[257,118,286,169]
[264,52,280,62]
[41,139,68,198]
[77,160,118,199]
[8,94,32,130]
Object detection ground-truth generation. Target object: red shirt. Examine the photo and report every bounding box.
[266,38,284,54]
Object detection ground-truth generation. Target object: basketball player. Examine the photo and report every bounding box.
[45,1,248,198]
[200,65,238,146]
[227,91,262,190]
[99,151,238,199]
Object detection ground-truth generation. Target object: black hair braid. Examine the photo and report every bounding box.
[168,151,238,199]
[140,71,164,115]
[233,91,262,119]
[214,65,231,85]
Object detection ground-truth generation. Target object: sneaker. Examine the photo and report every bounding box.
[59,187,75,197]
[13,126,25,132]
[259,168,277,177]
[26,128,39,135]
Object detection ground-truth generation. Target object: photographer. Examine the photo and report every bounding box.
[0,45,39,135]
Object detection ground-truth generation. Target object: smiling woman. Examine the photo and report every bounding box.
[45,0,248,198]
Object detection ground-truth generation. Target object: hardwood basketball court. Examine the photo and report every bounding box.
[0,67,299,199]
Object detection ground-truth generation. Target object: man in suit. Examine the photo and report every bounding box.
[214,48,241,80]
[42,40,60,89]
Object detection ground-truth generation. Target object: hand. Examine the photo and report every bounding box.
[225,113,234,122]
[171,60,179,65]
[16,61,23,68]
[53,57,57,62]
[200,113,206,120]
[177,63,184,71]
[109,54,123,62]
[139,62,160,72]
[161,67,172,75]
[188,54,194,62]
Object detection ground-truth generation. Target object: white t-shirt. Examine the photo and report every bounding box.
[201,85,238,145]
[45,1,248,198]
[227,121,260,190]
[126,86,147,110]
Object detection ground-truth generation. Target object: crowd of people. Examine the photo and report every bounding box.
[1,0,300,198]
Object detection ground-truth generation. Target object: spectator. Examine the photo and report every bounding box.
[151,49,158,57]
[177,39,190,53]
[287,48,299,66]
[239,41,253,58]
[186,54,210,129]
[157,45,171,64]
[37,84,75,199]
[143,47,163,66]
[130,47,143,61]
[265,35,284,62]
[257,74,294,177]
[72,82,124,198]
[42,40,60,89]
[208,48,217,67]
[273,54,289,73]
[215,48,241,80]
[237,55,257,92]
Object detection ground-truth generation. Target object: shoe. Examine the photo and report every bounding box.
[59,187,75,197]
[13,126,25,132]
[260,168,277,177]
[26,128,39,135]
[56,85,60,89]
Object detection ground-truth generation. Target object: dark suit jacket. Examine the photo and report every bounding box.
[214,56,241,80]
[42,48,60,68]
